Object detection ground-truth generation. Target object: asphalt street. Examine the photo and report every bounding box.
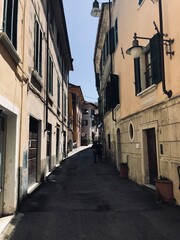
[5,147,180,240]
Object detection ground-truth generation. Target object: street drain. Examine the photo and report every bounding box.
[96,204,110,212]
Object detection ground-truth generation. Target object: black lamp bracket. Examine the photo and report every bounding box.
[153,21,174,59]
[133,33,151,41]
[164,39,175,59]
[133,31,174,59]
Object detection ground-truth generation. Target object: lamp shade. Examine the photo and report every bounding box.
[126,46,144,58]
[91,0,101,17]
[126,38,144,58]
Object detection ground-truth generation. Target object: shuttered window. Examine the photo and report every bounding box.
[150,33,162,84]
[34,21,42,76]
[48,55,53,95]
[114,18,118,47]
[110,74,119,108]
[57,80,60,108]
[134,58,141,95]
[109,27,115,54]
[134,33,162,95]
[3,0,18,49]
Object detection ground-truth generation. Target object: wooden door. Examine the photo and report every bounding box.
[147,128,158,185]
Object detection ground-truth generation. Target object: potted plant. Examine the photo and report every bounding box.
[119,162,128,178]
[155,176,174,203]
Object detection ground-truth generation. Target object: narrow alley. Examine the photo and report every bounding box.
[4,147,180,240]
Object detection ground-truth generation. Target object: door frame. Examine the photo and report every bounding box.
[0,114,6,216]
[141,121,159,184]
[116,128,121,169]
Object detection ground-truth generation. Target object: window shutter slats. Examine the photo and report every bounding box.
[134,58,141,95]
[109,27,115,54]
[150,33,162,84]
[110,74,119,108]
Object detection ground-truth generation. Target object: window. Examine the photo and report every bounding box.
[48,55,53,95]
[92,120,95,127]
[3,0,18,49]
[34,20,42,76]
[57,80,60,108]
[110,74,119,108]
[63,93,67,117]
[144,51,152,88]
[134,33,162,95]
[91,109,95,116]
[104,74,119,113]
[109,18,118,54]
[102,33,109,65]
[114,18,118,47]
[82,109,88,114]
[138,0,143,5]
[49,1,55,34]
[108,134,111,150]
[128,122,134,142]
[82,120,88,126]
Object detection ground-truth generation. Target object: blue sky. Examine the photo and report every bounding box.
[63,0,99,102]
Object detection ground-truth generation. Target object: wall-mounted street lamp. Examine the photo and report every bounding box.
[126,0,174,98]
[91,0,101,17]
[126,32,174,60]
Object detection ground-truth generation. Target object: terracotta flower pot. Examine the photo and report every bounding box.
[155,179,173,203]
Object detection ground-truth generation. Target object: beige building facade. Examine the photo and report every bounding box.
[0,0,73,218]
[94,0,180,205]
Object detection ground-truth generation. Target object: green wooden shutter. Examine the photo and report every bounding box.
[110,74,119,108]
[134,58,141,95]
[150,33,162,84]
[109,27,115,54]
[95,73,100,89]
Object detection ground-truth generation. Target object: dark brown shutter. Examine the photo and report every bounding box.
[109,27,115,54]
[134,58,141,95]
[150,33,162,84]
[110,74,119,108]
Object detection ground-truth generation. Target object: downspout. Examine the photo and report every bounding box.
[158,0,172,98]
[108,1,116,122]
[45,1,49,131]
[18,0,28,205]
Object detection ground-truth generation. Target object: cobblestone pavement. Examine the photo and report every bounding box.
[4,147,180,240]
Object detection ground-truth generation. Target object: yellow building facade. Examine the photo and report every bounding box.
[0,0,73,218]
[94,0,180,204]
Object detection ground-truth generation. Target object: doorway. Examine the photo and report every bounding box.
[0,115,6,216]
[146,128,158,185]
[28,117,39,188]
[116,128,121,169]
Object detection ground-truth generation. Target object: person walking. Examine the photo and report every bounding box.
[92,140,103,163]
[96,142,103,162]
[91,140,98,163]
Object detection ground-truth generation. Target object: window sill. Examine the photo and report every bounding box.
[48,93,54,106]
[31,69,43,92]
[57,107,61,116]
[0,32,20,64]
[137,84,157,97]
[138,0,145,8]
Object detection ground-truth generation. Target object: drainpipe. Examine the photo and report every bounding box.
[158,0,172,98]
[45,1,49,131]
[108,1,116,122]
[17,0,28,205]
